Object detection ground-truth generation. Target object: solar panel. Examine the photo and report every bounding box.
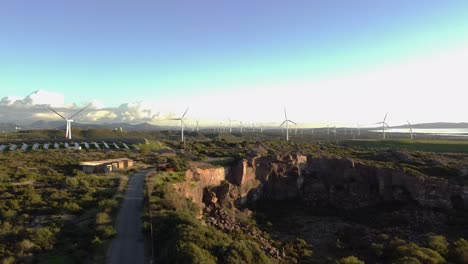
[0,145,7,152]
[122,143,130,149]
[43,143,50,149]
[84,142,90,149]
[10,144,17,151]
[102,141,110,149]
[113,143,120,149]
[54,143,60,149]
[32,143,40,150]
[21,143,28,151]
[94,142,100,149]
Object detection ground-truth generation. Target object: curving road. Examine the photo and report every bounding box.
[106,170,149,264]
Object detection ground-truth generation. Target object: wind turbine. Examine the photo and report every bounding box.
[48,104,90,139]
[239,121,244,133]
[170,107,189,142]
[196,120,199,132]
[407,120,414,140]
[376,113,390,140]
[227,116,235,133]
[280,108,296,141]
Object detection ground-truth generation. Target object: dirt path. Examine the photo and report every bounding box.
[106,170,149,264]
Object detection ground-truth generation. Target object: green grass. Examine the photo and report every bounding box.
[341,139,468,154]
[154,171,186,185]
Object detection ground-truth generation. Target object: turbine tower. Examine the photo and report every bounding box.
[407,120,414,140]
[280,108,296,141]
[170,107,189,142]
[48,104,90,139]
[227,116,235,133]
[376,113,390,140]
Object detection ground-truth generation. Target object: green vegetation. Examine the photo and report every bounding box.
[145,172,273,264]
[341,139,468,154]
[0,150,130,263]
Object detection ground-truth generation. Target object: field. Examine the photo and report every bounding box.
[340,139,468,154]
[0,150,136,263]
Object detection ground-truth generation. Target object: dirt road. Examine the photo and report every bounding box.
[106,170,148,264]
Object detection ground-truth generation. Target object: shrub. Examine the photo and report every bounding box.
[96,225,117,239]
[62,202,82,212]
[175,242,216,264]
[95,212,112,225]
[224,240,272,264]
[396,242,445,264]
[337,256,365,264]
[32,228,55,251]
[427,235,449,255]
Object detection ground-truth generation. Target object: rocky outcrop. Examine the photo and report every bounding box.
[302,156,468,210]
[173,166,230,207]
[176,151,467,212]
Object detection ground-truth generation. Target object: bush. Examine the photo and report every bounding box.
[96,225,117,239]
[32,228,55,251]
[175,242,216,264]
[337,256,365,264]
[396,242,445,264]
[427,235,449,255]
[224,240,272,264]
[95,212,112,225]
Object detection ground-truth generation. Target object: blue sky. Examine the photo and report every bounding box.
[1,1,468,125]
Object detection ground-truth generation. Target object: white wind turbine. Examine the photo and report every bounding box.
[170,107,189,142]
[196,120,199,132]
[280,108,296,141]
[48,104,90,140]
[376,113,390,140]
[227,116,235,133]
[407,120,414,140]
[239,121,244,133]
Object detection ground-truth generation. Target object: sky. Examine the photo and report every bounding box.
[1,0,468,127]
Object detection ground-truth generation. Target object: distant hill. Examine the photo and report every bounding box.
[392,122,468,129]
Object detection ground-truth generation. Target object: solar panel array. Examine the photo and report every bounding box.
[0,140,141,152]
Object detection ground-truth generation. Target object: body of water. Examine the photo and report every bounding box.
[369,128,468,137]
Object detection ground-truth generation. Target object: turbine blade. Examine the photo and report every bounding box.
[48,107,67,120]
[289,120,297,125]
[280,120,287,127]
[383,112,388,122]
[181,107,189,119]
[284,108,287,120]
[68,103,91,119]
[385,123,390,128]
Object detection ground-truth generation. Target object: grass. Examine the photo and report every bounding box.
[341,139,468,154]
[153,171,186,185]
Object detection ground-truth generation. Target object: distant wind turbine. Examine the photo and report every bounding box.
[376,113,390,140]
[170,107,189,142]
[196,120,199,132]
[280,108,296,141]
[48,104,90,139]
[407,120,414,140]
[227,116,233,133]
